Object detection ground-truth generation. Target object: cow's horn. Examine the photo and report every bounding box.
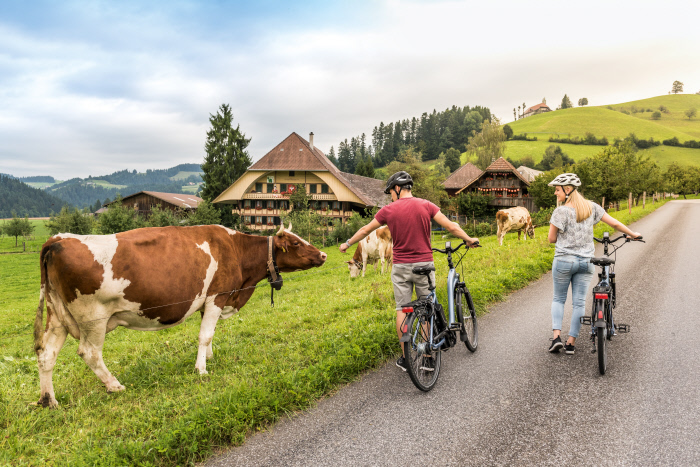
[276,224,285,236]
[287,222,292,232]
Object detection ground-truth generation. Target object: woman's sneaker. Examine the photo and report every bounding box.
[549,336,563,353]
[396,357,408,372]
[564,343,575,354]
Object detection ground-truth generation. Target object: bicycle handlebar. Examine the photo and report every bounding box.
[594,234,644,244]
[431,240,480,254]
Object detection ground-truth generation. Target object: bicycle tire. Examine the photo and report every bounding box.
[597,326,607,375]
[455,288,478,352]
[404,310,441,392]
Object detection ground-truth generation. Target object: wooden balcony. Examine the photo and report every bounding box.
[242,192,337,200]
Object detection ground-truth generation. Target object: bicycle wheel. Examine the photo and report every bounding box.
[597,326,607,375]
[404,310,441,392]
[455,288,478,352]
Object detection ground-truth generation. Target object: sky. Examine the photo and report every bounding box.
[1,0,699,180]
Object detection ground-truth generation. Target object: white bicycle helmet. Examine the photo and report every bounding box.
[548,173,581,187]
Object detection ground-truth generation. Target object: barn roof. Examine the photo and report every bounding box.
[516,166,543,182]
[442,162,483,189]
[120,191,203,209]
[524,103,551,113]
[455,157,531,194]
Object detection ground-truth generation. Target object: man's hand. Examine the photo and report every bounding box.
[339,243,349,253]
[466,237,479,247]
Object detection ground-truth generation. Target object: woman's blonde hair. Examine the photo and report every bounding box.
[565,188,592,222]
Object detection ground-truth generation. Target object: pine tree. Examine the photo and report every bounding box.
[200,104,252,203]
[560,94,573,109]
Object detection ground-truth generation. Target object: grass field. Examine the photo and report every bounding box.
[170,171,203,181]
[0,198,678,466]
[509,94,700,142]
[0,220,52,254]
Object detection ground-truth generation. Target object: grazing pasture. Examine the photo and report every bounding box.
[0,199,674,465]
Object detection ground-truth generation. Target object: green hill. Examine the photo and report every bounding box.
[505,94,700,168]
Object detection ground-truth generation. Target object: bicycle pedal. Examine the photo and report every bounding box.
[449,323,461,331]
[616,324,630,333]
[580,316,592,325]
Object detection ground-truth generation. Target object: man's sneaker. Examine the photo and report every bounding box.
[396,357,408,372]
[549,336,563,353]
[564,343,575,355]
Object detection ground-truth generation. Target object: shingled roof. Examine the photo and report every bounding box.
[249,132,388,207]
[455,157,531,194]
[442,162,483,189]
[120,191,203,209]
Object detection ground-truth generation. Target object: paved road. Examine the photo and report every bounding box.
[206,200,700,467]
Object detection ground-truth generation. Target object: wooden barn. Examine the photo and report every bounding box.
[106,191,203,217]
[452,158,535,211]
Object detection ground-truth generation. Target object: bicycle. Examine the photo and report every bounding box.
[580,231,644,375]
[399,240,479,391]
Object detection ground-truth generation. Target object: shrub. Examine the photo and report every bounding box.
[651,111,661,120]
[45,206,94,235]
[658,105,670,113]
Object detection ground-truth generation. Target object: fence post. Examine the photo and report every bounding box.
[602,197,605,210]
[628,192,632,214]
[643,191,646,209]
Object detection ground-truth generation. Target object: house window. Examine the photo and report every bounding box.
[310,184,317,194]
[267,183,273,193]
[244,216,251,224]
[280,183,287,192]
[256,200,263,209]
[289,171,295,177]
[267,200,274,209]
[244,200,251,209]
[255,183,262,193]
[333,201,340,210]
[321,184,329,194]
[256,216,262,224]
[321,201,328,210]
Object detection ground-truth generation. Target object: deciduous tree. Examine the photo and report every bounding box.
[45,206,94,235]
[187,199,222,225]
[578,97,588,106]
[685,108,697,120]
[466,118,507,170]
[672,81,684,94]
[96,196,143,234]
[3,212,35,246]
[444,148,462,173]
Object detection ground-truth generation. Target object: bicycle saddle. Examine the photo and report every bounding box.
[590,257,615,266]
[412,265,436,275]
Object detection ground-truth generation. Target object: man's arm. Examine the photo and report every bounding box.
[339,218,383,253]
[432,212,478,246]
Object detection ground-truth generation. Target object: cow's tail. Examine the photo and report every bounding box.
[34,243,52,352]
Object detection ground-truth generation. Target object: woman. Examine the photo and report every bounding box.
[547,173,641,354]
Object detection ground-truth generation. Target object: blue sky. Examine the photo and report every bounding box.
[1,0,699,180]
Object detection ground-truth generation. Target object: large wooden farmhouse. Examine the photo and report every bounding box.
[447,157,535,211]
[522,102,552,118]
[213,132,388,230]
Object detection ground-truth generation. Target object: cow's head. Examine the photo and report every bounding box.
[345,259,363,278]
[527,223,535,239]
[274,223,327,271]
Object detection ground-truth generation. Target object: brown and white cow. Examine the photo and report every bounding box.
[495,206,535,246]
[346,226,393,278]
[34,224,326,408]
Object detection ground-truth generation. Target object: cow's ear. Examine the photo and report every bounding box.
[345,261,353,265]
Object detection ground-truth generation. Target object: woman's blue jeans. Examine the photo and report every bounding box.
[551,255,594,338]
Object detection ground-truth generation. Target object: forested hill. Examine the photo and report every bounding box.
[0,175,70,218]
[50,182,192,209]
[330,105,492,174]
[83,163,201,186]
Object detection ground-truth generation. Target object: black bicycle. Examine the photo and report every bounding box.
[400,240,479,391]
[580,231,644,375]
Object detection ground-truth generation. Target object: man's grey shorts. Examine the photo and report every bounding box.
[391,262,436,311]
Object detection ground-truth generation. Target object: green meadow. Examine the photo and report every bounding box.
[0,198,676,466]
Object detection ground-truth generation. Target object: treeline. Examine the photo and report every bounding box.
[662,137,700,149]
[19,175,56,183]
[0,175,70,218]
[84,163,202,186]
[50,182,193,209]
[331,105,492,174]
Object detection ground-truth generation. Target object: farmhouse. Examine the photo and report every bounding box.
[522,102,552,118]
[453,157,535,211]
[442,162,483,197]
[103,191,203,217]
[213,132,388,230]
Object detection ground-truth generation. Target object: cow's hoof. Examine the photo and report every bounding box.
[197,367,208,375]
[38,393,58,408]
[106,383,126,393]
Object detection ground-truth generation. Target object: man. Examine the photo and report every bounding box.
[340,171,479,371]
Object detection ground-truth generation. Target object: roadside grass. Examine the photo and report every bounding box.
[0,198,678,465]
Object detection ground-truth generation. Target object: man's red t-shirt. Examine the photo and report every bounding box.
[374,197,440,264]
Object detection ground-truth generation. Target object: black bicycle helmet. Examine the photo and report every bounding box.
[384,171,413,194]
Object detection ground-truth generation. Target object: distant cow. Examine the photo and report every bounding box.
[34,224,326,408]
[496,206,535,246]
[346,226,393,278]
